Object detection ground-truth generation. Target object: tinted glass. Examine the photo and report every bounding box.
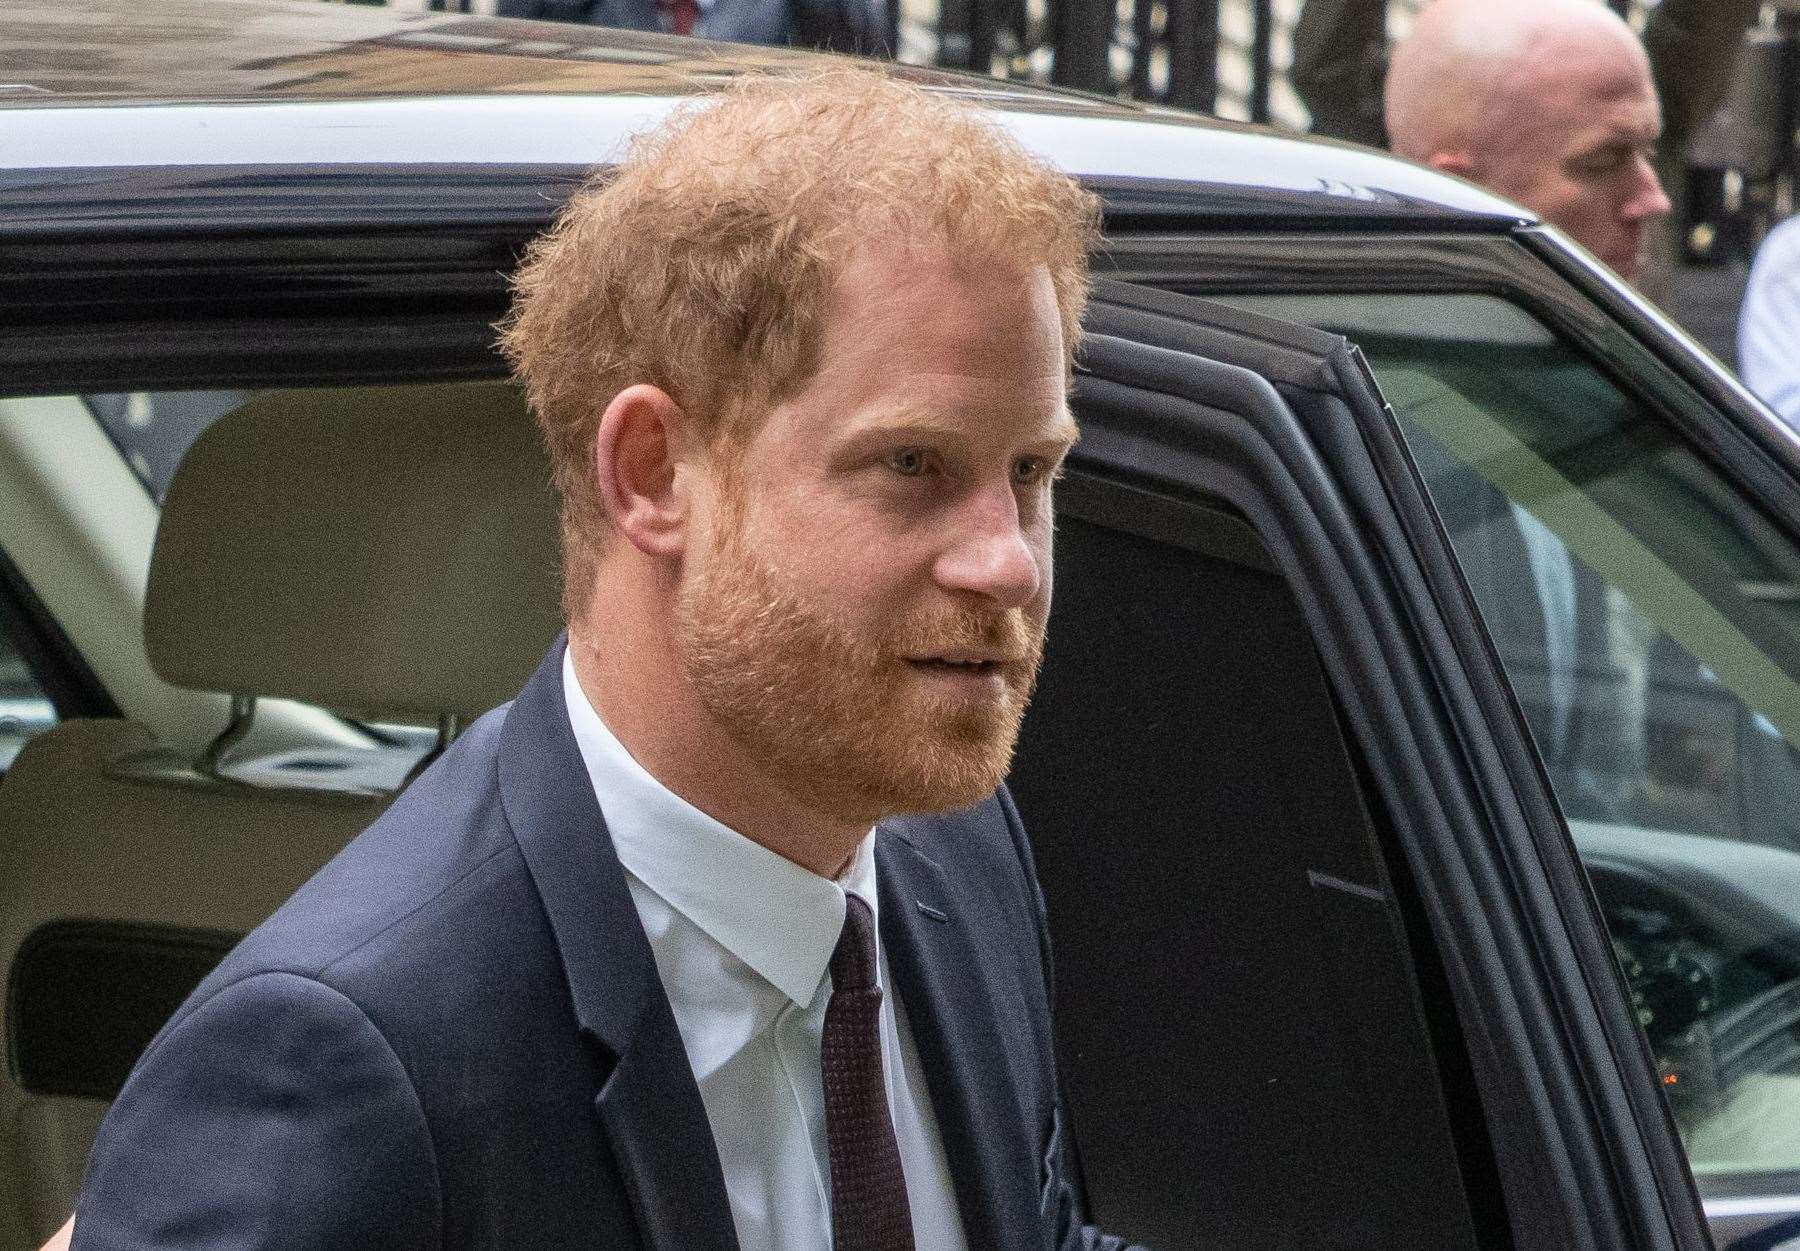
[1219,290,1800,1191]
[1009,480,1484,1248]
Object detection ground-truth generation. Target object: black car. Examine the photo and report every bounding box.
[4,2,1800,1248]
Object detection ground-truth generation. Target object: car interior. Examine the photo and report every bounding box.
[0,382,559,1249]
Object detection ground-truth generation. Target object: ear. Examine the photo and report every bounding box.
[1428,150,1475,178]
[592,383,696,559]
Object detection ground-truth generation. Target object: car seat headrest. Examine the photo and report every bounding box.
[144,382,563,724]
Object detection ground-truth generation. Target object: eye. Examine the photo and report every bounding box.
[886,447,929,476]
[1011,456,1047,486]
[1571,143,1640,178]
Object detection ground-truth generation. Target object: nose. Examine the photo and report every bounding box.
[1625,155,1672,224]
[933,481,1044,610]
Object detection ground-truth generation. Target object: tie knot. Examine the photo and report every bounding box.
[830,894,879,993]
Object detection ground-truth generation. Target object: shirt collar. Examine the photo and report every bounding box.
[562,649,876,1009]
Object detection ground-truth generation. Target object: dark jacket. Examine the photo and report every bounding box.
[73,641,1124,1250]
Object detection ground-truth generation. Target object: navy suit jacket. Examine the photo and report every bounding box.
[74,642,1126,1250]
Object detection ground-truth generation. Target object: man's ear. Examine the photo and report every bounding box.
[1428,150,1475,178]
[593,384,695,558]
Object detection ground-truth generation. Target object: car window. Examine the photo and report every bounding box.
[83,391,249,503]
[0,616,56,771]
[1219,290,1800,1191]
[1010,480,1488,1248]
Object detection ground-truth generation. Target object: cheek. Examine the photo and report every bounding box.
[1537,181,1615,244]
[1559,169,1631,217]
[1575,182,1623,220]
[1536,173,1591,215]
[775,516,928,621]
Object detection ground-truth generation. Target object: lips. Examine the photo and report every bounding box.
[903,655,1035,693]
[909,657,1004,675]
[894,610,1040,687]
[907,647,1026,665]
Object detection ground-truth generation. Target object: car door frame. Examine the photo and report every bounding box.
[1071,277,1713,1251]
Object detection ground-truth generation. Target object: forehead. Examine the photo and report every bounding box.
[802,247,1069,427]
[827,240,1063,368]
[753,241,1071,452]
[1512,24,1660,136]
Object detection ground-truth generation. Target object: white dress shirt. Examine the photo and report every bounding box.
[1740,215,1800,431]
[561,653,969,1251]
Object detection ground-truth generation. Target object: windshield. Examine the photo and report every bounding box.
[1222,289,1800,1185]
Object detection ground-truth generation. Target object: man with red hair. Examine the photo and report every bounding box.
[68,70,1138,1251]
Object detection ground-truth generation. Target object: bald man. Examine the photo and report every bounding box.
[1385,0,1671,281]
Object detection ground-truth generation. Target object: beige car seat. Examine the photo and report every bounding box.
[0,382,561,1250]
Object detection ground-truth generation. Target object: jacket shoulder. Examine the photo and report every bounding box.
[190,704,525,1004]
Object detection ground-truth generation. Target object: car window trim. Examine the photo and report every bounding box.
[0,315,509,400]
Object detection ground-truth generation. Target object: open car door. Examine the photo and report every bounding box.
[1005,280,1713,1251]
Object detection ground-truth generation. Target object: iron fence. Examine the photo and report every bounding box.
[918,0,1653,126]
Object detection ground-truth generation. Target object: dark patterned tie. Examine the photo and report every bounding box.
[822,895,916,1251]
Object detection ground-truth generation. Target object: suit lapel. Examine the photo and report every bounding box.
[498,639,739,1251]
[593,1013,741,1251]
[877,816,1042,1251]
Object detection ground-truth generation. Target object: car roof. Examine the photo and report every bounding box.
[3,0,1529,232]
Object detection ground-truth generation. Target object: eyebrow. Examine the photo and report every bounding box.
[1595,115,1662,144]
[843,409,1081,452]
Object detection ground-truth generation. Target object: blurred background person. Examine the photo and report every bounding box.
[1638,0,1767,200]
[1291,0,1388,148]
[1737,215,1800,430]
[1383,0,1669,282]
[1381,2,1787,844]
[1301,0,1756,301]
[1623,0,1760,307]
[495,0,890,54]
[1383,0,1671,820]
